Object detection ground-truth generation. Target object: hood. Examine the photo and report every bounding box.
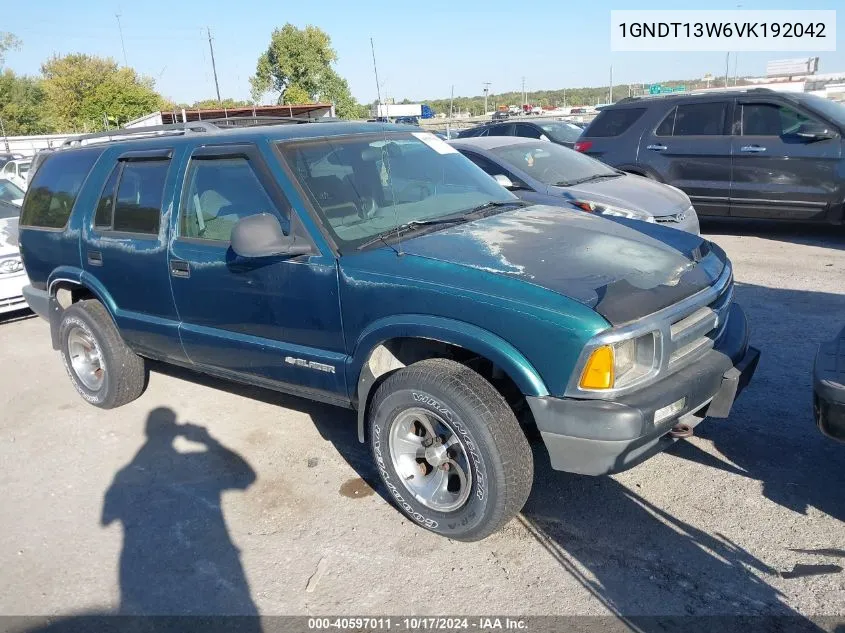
[0,217,19,258]
[396,205,726,325]
[550,173,691,219]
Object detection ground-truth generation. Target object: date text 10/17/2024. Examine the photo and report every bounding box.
[308,617,528,630]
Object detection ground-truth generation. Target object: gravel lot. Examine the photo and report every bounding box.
[0,221,843,631]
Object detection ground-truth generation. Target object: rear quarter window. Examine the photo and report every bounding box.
[584,108,646,137]
[19,148,104,229]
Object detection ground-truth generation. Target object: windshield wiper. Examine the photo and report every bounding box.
[356,201,524,250]
[557,173,622,187]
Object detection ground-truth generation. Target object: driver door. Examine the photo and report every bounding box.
[169,142,347,402]
[730,99,842,220]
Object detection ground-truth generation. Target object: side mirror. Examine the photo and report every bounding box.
[230,213,311,258]
[794,122,836,142]
[493,174,515,189]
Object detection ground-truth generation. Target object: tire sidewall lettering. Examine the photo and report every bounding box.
[60,315,105,404]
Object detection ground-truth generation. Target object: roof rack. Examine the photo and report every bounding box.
[616,86,776,104]
[61,122,217,148]
[201,115,313,127]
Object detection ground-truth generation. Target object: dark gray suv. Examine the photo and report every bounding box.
[575,89,845,223]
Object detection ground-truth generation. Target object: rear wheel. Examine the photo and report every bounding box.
[58,300,147,409]
[368,358,533,541]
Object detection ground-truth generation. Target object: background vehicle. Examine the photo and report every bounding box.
[393,116,420,126]
[575,89,845,223]
[0,177,25,207]
[1,159,31,191]
[450,136,699,234]
[0,153,25,169]
[458,119,584,148]
[814,326,845,442]
[0,200,28,315]
[19,121,757,541]
[492,111,509,121]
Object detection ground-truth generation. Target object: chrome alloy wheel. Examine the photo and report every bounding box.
[67,326,105,391]
[388,407,473,512]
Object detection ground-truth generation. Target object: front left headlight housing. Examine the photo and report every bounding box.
[578,331,659,391]
[0,256,24,275]
[573,200,655,223]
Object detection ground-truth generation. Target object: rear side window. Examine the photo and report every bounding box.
[95,160,169,235]
[515,123,542,139]
[673,102,728,136]
[19,148,103,229]
[584,108,645,137]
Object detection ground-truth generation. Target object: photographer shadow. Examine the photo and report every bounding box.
[101,406,260,625]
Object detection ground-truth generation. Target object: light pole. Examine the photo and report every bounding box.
[483,82,491,115]
[115,14,128,67]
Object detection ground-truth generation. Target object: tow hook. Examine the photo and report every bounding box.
[669,423,693,438]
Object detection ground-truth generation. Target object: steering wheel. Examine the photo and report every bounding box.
[398,182,433,202]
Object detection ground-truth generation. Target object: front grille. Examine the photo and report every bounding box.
[0,295,26,310]
[668,275,734,367]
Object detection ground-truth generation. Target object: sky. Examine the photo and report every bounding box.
[3,0,843,106]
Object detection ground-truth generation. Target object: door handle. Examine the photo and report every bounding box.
[87,250,103,266]
[170,260,190,278]
[646,144,667,151]
[740,145,767,153]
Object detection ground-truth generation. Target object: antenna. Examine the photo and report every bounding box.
[207,27,222,107]
[115,13,128,67]
[370,37,401,256]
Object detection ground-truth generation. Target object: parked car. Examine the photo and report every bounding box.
[458,120,584,148]
[449,137,700,234]
[1,158,31,191]
[393,116,420,126]
[19,121,759,541]
[814,326,845,442]
[575,89,845,223]
[0,153,25,169]
[492,111,509,121]
[570,108,587,115]
[0,200,28,315]
[0,177,25,207]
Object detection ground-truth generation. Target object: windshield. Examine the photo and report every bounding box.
[19,162,31,177]
[278,132,516,251]
[537,121,583,144]
[490,142,619,186]
[0,178,24,204]
[797,94,845,126]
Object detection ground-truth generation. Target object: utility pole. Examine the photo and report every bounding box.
[563,88,566,108]
[482,82,491,115]
[115,14,128,67]
[609,65,613,103]
[725,52,730,88]
[207,27,222,107]
[449,85,454,121]
[522,77,526,108]
[0,116,8,152]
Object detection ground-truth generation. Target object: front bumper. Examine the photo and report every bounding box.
[528,303,759,475]
[0,271,29,315]
[813,325,845,442]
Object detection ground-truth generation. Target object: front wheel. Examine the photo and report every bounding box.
[368,358,533,541]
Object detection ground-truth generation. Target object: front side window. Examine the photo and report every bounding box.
[742,103,812,136]
[490,141,619,186]
[278,132,515,251]
[515,123,543,139]
[673,102,728,136]
[180,157,285,242]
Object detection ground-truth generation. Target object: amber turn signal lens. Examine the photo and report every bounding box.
[579,345,614,390]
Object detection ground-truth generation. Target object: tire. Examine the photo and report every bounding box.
[368,358,533,541]
[58,300,147,409]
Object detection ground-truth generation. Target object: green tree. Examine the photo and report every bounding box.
[0,70,49,134]
[0,32,21,68]
[41,54,164,131]
[190,97,253,109]
[250,24,366,118]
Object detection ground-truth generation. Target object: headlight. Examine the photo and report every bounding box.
[573,200,655,223]
[0,256,24,275]
[578,331,658,390]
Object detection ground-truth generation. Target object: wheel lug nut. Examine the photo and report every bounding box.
[440,463,450,471]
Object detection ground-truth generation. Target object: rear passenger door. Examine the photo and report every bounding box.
[640,100,733,217]
[168,143,347,402]
[730,98,842,220]
[82,148,185,362]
